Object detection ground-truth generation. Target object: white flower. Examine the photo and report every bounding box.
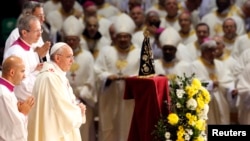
[201,131,207,141]
[198,104,209,120]
[165,132,171,139]
[185,129,193,135]
[176,89,185,98]
[184,133,191,140]
[176,102,182,108]
[186,98,197,110]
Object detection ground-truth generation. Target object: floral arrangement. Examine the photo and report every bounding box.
[152,74,211,141]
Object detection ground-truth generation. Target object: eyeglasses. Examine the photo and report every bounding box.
[35,14,45,19]
[27,29,43,34]
[56,54,74,59]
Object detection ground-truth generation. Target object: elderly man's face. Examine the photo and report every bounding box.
[213,36,225,58]
[196,25,209,43]
[86,17,99,38]
[55,46,74,72]
[115,33,132,50]
[129,6,145,27]
[223,19,237,39]
[165,0,179,17]
[178,12,192,32]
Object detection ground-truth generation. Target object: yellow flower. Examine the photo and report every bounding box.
[196,107,202,113]
[195,119,205,130]
[192,78,202,89]
[186,113,191,118]
[196,97,205,109]
[177,126,185,140]
[168,113,179,125]
[192,115,197,121]
[188,116,197,126]
[178,126,184,131]
[200,87,211,104]
[185,85,198,98]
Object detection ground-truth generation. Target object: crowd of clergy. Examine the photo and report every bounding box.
[2,0,250,141]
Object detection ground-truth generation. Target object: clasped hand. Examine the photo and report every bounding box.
[35,41,51,58]
[78,103,86,115]
[17,96,35,115]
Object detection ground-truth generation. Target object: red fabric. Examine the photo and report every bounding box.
[124,75,170,141]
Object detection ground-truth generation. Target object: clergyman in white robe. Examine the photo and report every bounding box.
[236,63,250,124]
[0,78,27,141]
[28,61,85,141]
[190,58,234,125]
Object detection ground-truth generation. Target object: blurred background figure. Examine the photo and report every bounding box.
[146,0,167,18]
[81,0,112,40]
[46,0,83,44]
[180,22,210,62]
[201,0,245,37]
[178,11,197,45]
[222,17,238,55]
[81,16,111,59]
[156,27,190,80]
[213,35,240,124]
[94,13,139,141]
[92,0,121,19]
[160,0,180,30]
[189,38,235,125]
[132,10,164,59]
[129,6,145,32]
[62,15,98,141]
[43,0,83,18]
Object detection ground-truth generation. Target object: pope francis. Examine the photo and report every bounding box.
[27,42,86,141]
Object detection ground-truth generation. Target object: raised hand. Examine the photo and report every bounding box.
[35,41,51,58]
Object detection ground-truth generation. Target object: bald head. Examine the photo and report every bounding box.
[2,55,25,85]
[2,56,23,75]
[223,18,236,27]
[86,16,99,26]
[213,35,225,58]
